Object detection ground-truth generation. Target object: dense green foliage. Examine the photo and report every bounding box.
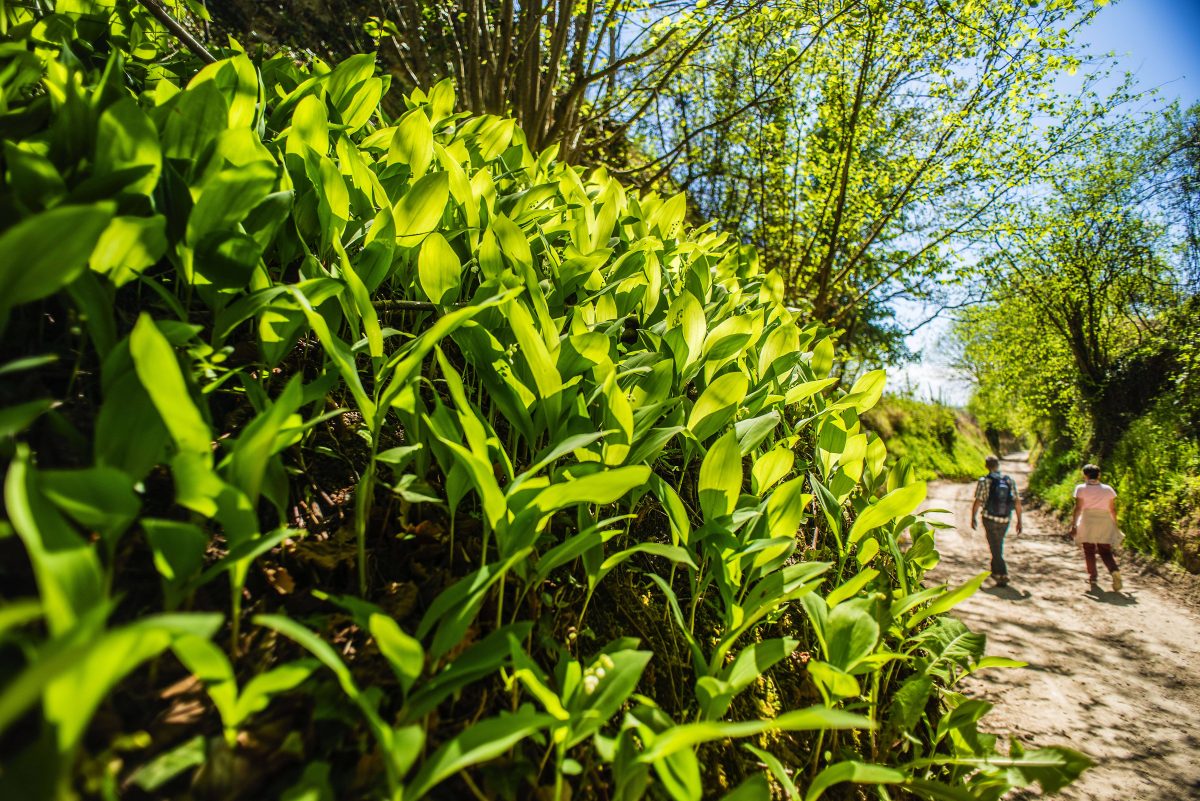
[957,111,1200,572]
[862,399,989,483]
[0,2,1090,799]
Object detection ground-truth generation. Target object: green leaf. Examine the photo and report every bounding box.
[847,482,926,544]
[417,232,461,304]
[765,476,810,540]
[743,744,799,800]
[287,94,328,155]
[688,373,748,441]
[404,708,554,799]
[697,637,799,720]
[390,108,434,177]
[187,163,277,245]
[806,661,860,700]
[128,735,208,792]
[3,446,104,636]
[368,613,424,694]
[823,602,879,671]
[233,660,318,723]
[638,706,871,762]
[95,97,161,196]
[160,81,228,162]
[0,399,55,439]
[130,314,212,461]
[531,465,651,518]
[90,215,167,286]
[804,761,905,801]
[718,773,771,801]
[142,519,209,609]
[784,377,838,406]
[699,430,742,520]
[0,204,114,321]
[1,613,222,752]
[394,171,449,247]
[39,466,140,547]
[735,411,780,455]
[567,649,652,747]
[907,571,989,628]
[840,369,886,413]
[417,549,531,660]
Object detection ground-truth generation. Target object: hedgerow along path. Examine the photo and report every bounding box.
[923,455,1200,800]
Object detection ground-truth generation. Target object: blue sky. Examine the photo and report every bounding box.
[895,0,1199,406]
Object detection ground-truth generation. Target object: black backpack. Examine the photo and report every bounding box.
[986,474,1014,517]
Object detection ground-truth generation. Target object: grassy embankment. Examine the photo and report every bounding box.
[864,395,991,481]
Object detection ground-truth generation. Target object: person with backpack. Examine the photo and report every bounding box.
[1069,463,1123,591]
[970,455,1023,586]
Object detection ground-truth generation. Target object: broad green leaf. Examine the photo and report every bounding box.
[389,108,434,177]
[368,613,423,694]
[129,314,212,461]
[806,660,860,699]
[394,171,449,247]
[8,614,223,753]
[847,482,926,544]
[90,215,167,286]
[3,446,104,636]
[287,94,328,155]
[417,232,461,304]
[142,519,208,609]
[907,571,989,628]
[40,466,140,546]
[697,637,798,720]
[0,398,55,439]
[567,649,653,747]
[189,55,259,129]
[840,369,887,414]
[765,476,810,539]
[825,569,879,608]
[688,373,748,441]
[95,97,161,196]
[751,446,794,494]
[128,735,207,792]
[804,761,906,801]
[638,706,872,762]
[531,465,651,518]
[785,377,838,406]
[699,430,742,520]
[823,602,879,671]
[404,709,554,799]
[0,204,114,320]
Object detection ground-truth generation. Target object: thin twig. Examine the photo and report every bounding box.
[137,0,216,64]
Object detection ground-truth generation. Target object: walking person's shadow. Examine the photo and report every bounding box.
[1085,585,1139,606]
[982,584,1033,601]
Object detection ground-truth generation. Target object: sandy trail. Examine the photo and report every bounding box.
[921,454,1200,801]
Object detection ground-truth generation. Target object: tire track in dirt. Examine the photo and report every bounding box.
[921,454,1200,801]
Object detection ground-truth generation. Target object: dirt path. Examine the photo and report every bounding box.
[921,454,1200,801]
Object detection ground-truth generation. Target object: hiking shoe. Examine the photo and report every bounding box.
[1111,571,1122,592]
[1087,577,1099,590]
[995,576,1009,587]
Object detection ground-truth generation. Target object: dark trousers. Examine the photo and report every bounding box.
[1082,543,1119,579]
[982,518,1010,578]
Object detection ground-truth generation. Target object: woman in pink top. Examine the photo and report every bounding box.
[1069,463,1123,591]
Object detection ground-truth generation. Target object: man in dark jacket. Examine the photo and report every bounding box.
[970,455,1023,586]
